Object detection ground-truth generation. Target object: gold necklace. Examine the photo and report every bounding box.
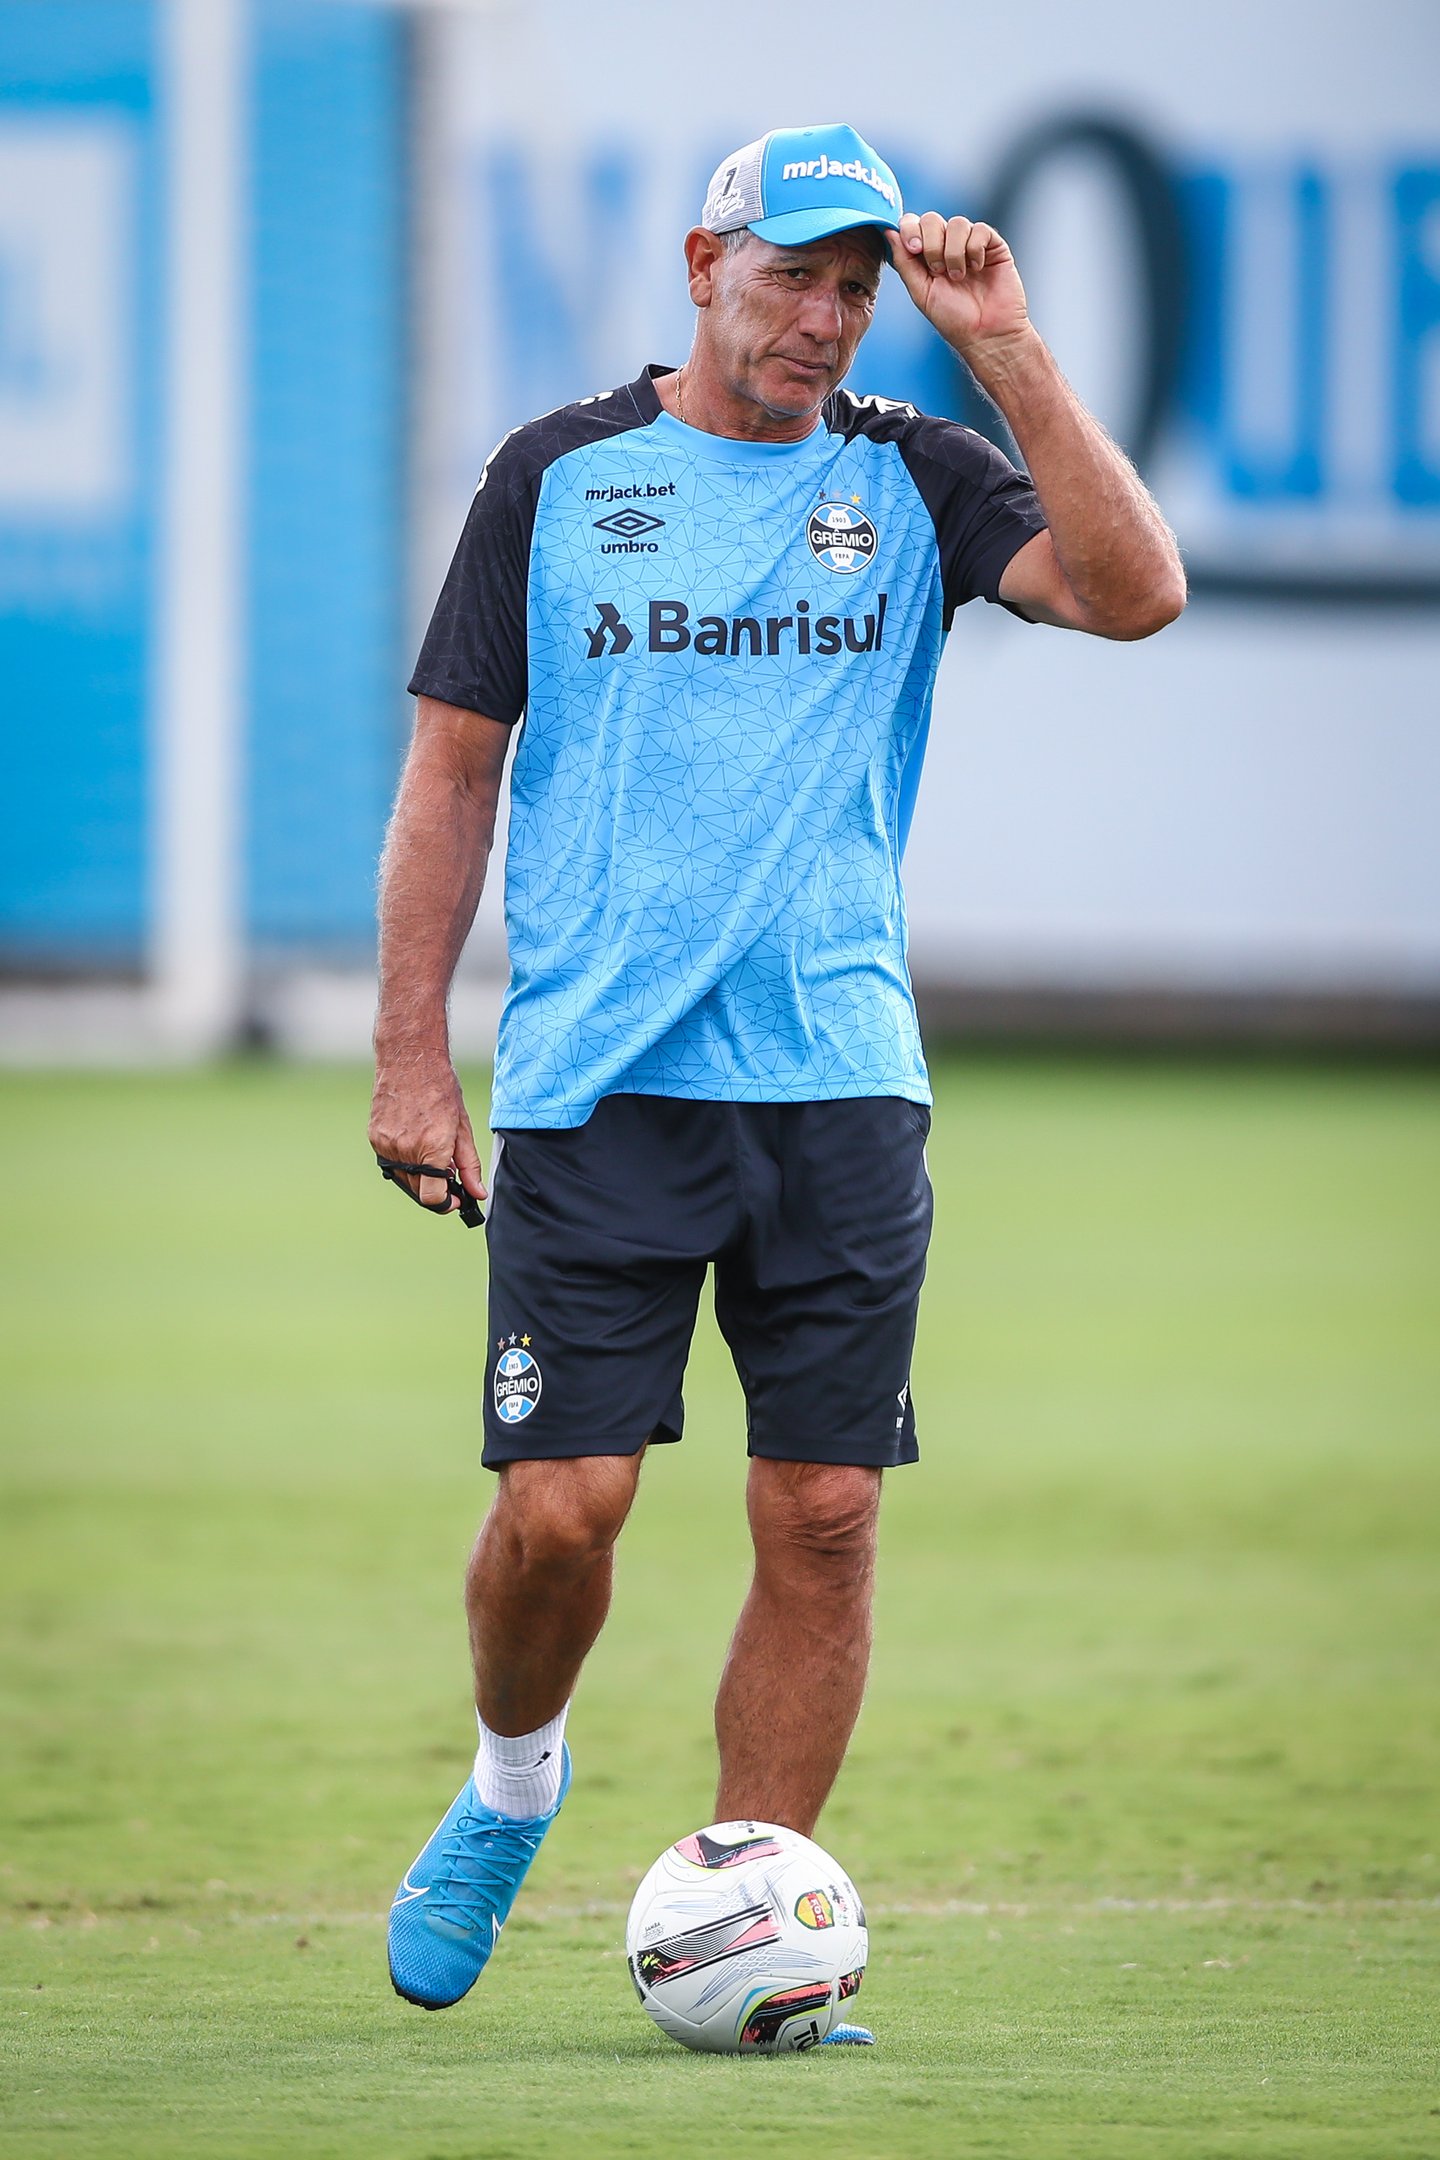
[675,367,687,425]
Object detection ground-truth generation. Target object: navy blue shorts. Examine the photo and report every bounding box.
[482,1094,932,1470]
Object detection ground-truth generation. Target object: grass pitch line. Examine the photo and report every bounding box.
[3,1064,1437,2155]
[191,1892,1440,1931]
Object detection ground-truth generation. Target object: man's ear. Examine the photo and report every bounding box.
[684,227,725,309]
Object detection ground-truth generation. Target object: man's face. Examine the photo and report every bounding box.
[691,229,883,419]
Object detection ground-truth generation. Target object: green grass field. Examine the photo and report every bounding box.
[2,1055,1437,2158]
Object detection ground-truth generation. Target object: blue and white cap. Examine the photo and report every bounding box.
[700,123,902,248]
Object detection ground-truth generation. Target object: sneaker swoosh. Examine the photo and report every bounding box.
[391,1874,429,1908]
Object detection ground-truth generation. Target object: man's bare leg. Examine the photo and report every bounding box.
[713,1459,881,1835]
[388,1452,643,2007]
[466,1452,645,1735]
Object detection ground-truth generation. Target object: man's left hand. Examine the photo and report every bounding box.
[887,212,1030,357]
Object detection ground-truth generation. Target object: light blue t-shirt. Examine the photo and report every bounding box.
[409,366,1045,1127]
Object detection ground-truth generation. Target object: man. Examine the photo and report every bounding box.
[373,122,1185,2021]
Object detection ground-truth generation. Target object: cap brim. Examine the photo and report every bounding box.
[746,206,899,247]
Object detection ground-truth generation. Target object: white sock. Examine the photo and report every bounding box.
[472,1704,568,1819]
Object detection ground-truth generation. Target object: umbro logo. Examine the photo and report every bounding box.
[594,507,665,556]
[594,510,664,538]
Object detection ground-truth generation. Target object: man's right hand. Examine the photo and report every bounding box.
[369,696,508,1219]
[369,1050,487,1215]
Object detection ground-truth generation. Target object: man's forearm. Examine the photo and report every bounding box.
[965,327,1185,637]
[374,715,504,1060]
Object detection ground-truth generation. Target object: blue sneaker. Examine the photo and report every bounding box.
[388,1745,571,2009]
[822,2023,876,2045]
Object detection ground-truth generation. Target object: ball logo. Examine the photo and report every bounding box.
[794,1889,835,1930]
[494,1345,542,1424]
[806,498,878,574]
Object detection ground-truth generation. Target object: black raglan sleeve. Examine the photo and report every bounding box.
[407,431,539,724]
[896,414,1049,626]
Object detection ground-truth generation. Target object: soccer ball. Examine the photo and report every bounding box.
[625,1820,867,2053]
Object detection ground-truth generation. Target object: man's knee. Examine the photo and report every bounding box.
[748,1460,881,1584]
[491,1454,642,1572]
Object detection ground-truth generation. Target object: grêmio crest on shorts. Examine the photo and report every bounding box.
[409,367,1047,1129]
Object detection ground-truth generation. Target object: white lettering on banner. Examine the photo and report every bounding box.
[0,120,137,516]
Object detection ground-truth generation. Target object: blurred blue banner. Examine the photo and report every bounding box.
[0,0,405,969]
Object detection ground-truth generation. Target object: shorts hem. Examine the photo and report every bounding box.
[745,1433,920,1470]
[481,1422,682,1469]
